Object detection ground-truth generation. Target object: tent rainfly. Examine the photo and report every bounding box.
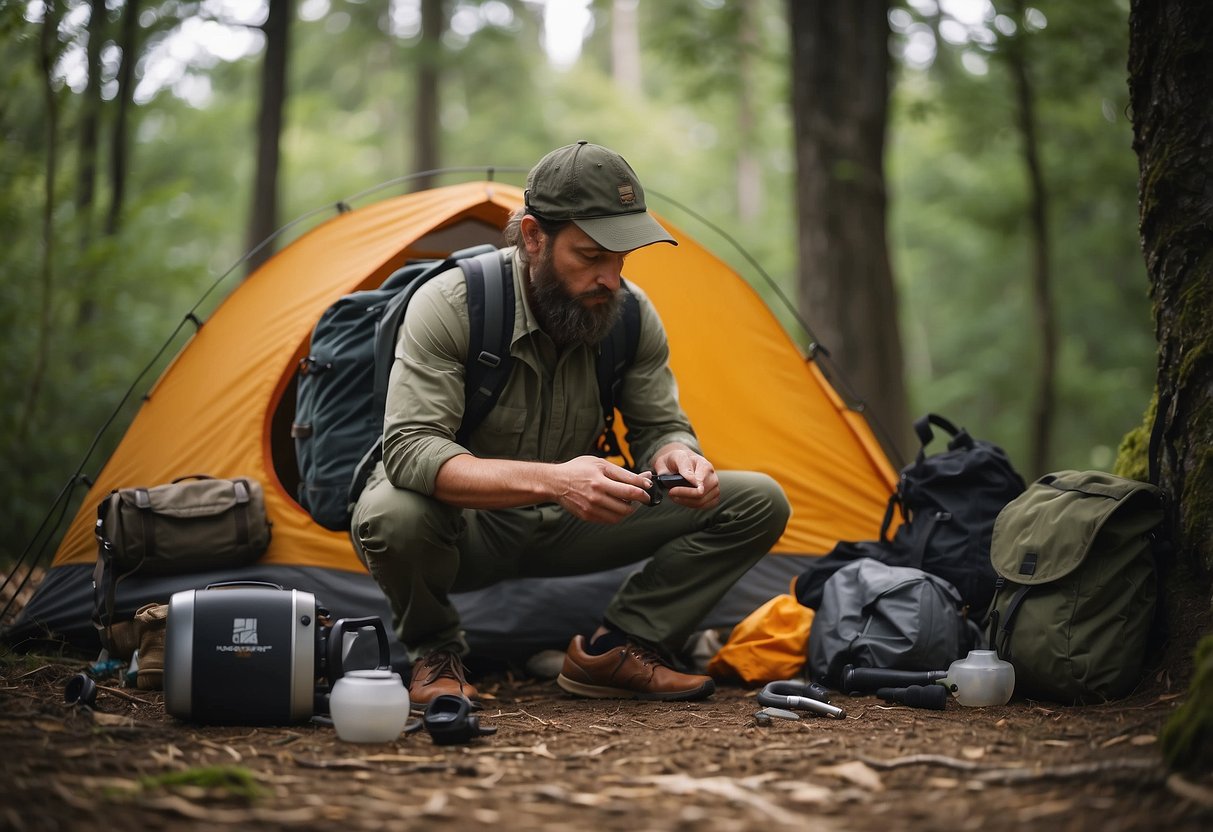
[12,181,897,665]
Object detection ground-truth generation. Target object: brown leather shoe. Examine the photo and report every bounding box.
[408,650,479,706]
[557,635,715,701]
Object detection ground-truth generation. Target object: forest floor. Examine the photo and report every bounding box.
[3,572,1213,831]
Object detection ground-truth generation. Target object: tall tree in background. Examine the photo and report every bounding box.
[411,0,444,190]
[20,0,65,441]
[246,0,292,274]
[1128,0,1213,574]
[1003,0,1056,477]
[788,0,908,459]
[735,0,762,223]
[77,0,105,249]
[106,0,139,236]
[611,0,641,94]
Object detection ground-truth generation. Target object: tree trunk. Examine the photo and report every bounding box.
[611,0,642,94]
[736,0,761,223]
[411,0,443,191]
[1128,0,1213,574]
[788,0,909,462]
[1130,0,1213,773]
[105,0,139,237]
[20,0,63,441]
[1006,0,1056,478]
[76,0,105,249]
[246,0,291,276]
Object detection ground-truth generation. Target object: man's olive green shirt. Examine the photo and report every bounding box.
[380,246,700,495]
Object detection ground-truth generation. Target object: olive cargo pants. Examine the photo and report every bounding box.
[351,467,791,660]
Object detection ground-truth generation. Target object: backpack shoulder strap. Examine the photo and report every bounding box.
[594,283,642,467]
[459,250,515,443]
[349,245,499,507]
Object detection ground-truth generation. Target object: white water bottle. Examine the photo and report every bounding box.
[329,669,411,742]
[942,650,1015,706]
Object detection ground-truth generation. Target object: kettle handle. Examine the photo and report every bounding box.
[325,616,391,685]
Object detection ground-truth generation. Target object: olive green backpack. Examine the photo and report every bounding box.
[985,470,1166,704]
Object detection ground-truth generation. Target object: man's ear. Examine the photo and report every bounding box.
[520,214,545,257]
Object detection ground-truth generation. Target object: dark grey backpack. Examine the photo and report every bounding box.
[808,557,981,687]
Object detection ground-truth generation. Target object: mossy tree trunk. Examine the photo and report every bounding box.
[1128,1,1213,575]
[1129,0,1213,771]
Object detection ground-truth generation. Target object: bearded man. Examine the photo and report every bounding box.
[351,142,790,707]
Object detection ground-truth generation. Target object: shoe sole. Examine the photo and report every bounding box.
[410,696,483,714]
[556,673,715,701]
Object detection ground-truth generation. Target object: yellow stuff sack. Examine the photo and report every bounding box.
[707,592,814,685]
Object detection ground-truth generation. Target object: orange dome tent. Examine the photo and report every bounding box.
[14,181,896,660]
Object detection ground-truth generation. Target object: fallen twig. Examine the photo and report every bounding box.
[292,755,476,776]
[859,753,1164,784]
[517,708,550,725]
[1167,773,1213,808]
[95,684,152,706]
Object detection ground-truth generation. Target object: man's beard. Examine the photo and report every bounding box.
[528,245,624,349]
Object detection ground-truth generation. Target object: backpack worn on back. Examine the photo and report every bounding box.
[808,557,981,687]
[292,246,641,531]
[986,470,1166,704]
[795,413,1026,614]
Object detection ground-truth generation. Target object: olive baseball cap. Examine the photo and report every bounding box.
[524,141,677,252]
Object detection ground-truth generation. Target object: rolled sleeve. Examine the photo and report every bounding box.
[380,272,472,494]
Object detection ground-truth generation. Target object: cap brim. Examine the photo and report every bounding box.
[573,212,678,252]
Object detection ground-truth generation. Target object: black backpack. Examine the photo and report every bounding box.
[292,246,641,531]
[795,413,1026,614]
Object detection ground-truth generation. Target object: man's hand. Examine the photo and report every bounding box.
[649,444,721,509]
[554,455,653,524]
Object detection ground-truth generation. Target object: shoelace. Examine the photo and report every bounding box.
[419,650,468,685]
[624,642,672,671]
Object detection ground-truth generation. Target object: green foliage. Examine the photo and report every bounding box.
[889,0,1152,475]
[138,765,266,799]
[1162,633,1213,771]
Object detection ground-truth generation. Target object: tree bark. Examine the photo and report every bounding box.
[411,0,443,191]
[105,0,139,237]
[20,0,63,441]
[1006,0,1056,478]
[76,0,105,248]
[788,0,909,461]
[736,0,761,223]
[246,0,291,276]
[1128,0,1213,574]
[611,0,642,94]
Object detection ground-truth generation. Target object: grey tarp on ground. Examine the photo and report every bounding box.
[9,553,812,670]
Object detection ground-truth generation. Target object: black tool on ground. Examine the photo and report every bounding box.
[64,673,98,708]
[840,664,948,695]
[423,694,498,745]
[876,684,948,710]
[644,473,692,507]
[756,680,846,719]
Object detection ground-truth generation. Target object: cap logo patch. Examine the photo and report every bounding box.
[617,184,636,206]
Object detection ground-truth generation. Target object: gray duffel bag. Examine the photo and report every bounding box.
[808,557,981,687]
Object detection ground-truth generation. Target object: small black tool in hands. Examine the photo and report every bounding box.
[644,473,692,507]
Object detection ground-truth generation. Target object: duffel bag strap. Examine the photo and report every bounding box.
[135,487,154,572]
[232,479,251,546]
